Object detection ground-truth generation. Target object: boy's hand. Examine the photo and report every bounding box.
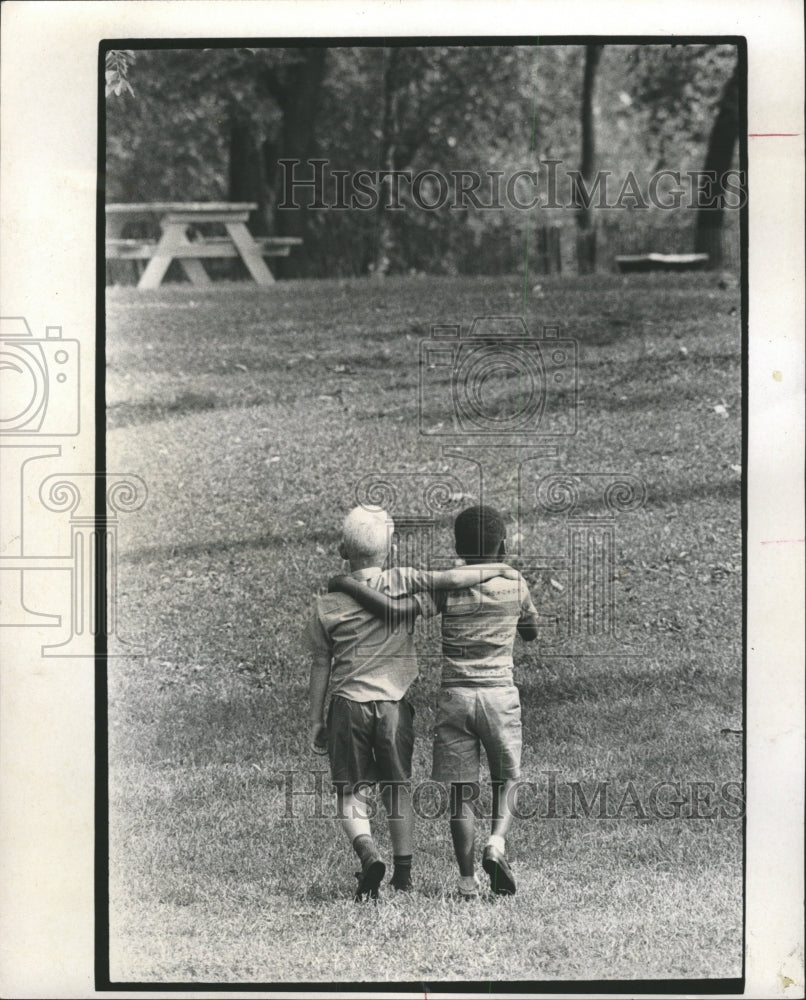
[310,721,328,755]
[497,565,520,581]
[327,574,349,593]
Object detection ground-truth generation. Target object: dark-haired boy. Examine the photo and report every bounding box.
[331,504,539,897]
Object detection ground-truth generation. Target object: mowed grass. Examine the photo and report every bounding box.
[106,272,743,983]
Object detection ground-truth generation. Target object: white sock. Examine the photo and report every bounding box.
[486,834,506,853]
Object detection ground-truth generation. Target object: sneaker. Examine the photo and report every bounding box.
[457,874,481,899]
[390,875,413,892]
[354,857,386,902]
[482,843,516,895]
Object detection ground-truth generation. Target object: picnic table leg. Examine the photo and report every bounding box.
[224,221,276,285]
[105,215,138,286]
[137,224,210,288]
[137,222,186,289]
[178,259,211,286]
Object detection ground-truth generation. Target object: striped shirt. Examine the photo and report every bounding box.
[305,566,439,702]
[431,572,539,686]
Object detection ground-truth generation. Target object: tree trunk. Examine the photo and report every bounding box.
[372,48,402,276]
[576,44,603,274]
[228,115,269,235]
[694,63,739,269]
[271,48,328,277]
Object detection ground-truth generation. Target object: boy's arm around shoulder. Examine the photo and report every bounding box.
[326,562,521,625]
[327,574,421,625]
[421,563,520,591]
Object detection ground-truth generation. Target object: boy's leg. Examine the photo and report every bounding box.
[490,778,517,840]
[450,781,480,877]
[432,688,482,895]
[337,787,386,899]
[328,698,386,898]
[375,700,416,890]
[336,786,372,843]
[381,782,414,855]
[381,781,414,889]
[478,686,522,895]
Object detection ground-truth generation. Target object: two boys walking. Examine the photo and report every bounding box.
[305,504,538,900]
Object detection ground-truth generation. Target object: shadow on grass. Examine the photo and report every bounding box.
[644,479,740,509]
[519,658,738,708]
[108,391,221,429]
[118,476,738,568]
[119,526,340,565]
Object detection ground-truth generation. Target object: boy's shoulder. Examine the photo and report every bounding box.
[311,566,420,615]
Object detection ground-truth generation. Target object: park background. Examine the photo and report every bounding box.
[104,41,745,984]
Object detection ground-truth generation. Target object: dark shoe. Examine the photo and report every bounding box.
[390,875,413,892]
[354,857,386,902]
[482,844,516,895]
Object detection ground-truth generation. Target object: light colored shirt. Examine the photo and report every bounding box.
[305,566,439,703]
[431,572,539,686]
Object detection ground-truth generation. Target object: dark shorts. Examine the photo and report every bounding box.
[327,696,415,795]
[432,684,522,784]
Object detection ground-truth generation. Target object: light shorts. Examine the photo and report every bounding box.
[327,695,415,795]
[431,684,522,784]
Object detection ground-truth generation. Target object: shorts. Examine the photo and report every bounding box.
[431,684,522,784]
[327,695,415,795]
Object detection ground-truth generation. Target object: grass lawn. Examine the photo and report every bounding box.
[106,271,743,984]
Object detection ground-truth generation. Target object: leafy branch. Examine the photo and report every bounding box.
[105,50,136,98]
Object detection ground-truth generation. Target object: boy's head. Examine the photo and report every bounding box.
[339,506,393,566]
[454,504,506,563]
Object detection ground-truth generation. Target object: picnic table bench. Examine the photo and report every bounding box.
[615,252,709,274]
[106,202,302,288]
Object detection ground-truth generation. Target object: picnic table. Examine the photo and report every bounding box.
[105,202,302,288]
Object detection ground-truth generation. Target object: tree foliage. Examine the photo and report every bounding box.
[105,43,740,277]
[105,49,136,98]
